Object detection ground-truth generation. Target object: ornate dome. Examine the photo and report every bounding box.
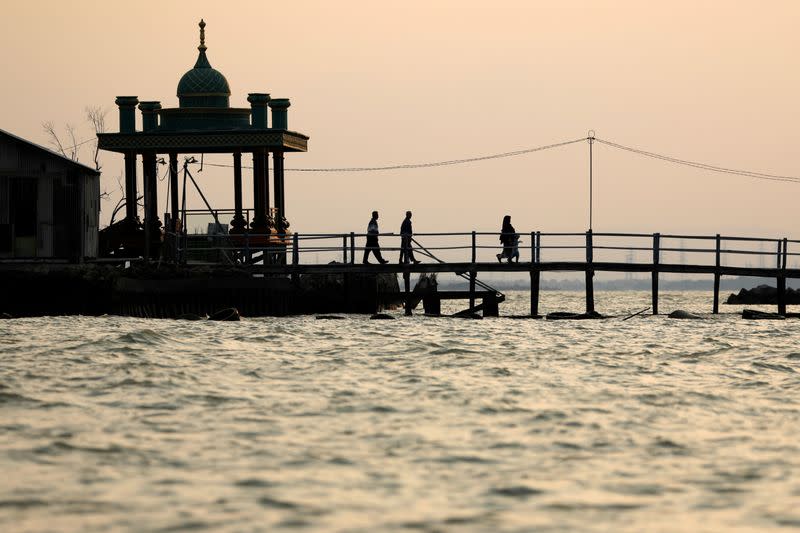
[176,20,231,108]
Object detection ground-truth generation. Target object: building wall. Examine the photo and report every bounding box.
[0,134,99,260]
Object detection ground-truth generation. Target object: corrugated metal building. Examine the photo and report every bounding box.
[0,129,100,261]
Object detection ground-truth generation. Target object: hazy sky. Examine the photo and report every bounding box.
[2,1,798,238]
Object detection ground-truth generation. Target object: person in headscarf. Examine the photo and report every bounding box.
[362,210,388,264]
[497,215,517,263]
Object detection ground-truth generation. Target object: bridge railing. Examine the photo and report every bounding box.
[168,224,799,271]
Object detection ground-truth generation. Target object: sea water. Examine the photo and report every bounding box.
[1,291,799,532]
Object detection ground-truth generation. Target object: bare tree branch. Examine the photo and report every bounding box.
[42,121,68,157]
[85,106,108,172]
[65,124,78,161]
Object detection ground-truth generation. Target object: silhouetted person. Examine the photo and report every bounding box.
[363,210,388,264]
[399,211,421,264]
[497,214,517,263]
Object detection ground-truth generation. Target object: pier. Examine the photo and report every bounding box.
[176,223,800,317]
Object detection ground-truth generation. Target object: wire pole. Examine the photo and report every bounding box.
[588,130,595,231]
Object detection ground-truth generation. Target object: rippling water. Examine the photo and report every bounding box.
[2,291,799,532]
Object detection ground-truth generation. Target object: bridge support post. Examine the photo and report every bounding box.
[469,271,476,310]
[585,230,595,313]
[403,271,412,316]
[530,231,540,317]
[713,234,721,314]
[530,270,540,317]
[778,238,788,316]
[652,233,660,315]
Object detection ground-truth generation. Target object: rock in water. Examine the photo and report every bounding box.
[667,310,703,319]
[742,309,785,320]
[546,311,607,320]
[209,307,241,321]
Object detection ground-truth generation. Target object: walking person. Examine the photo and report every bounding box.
[399,211,421,264]
[362,210,388,264]
[497,215,517,263]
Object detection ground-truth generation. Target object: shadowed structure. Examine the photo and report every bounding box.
[97,20,308,258]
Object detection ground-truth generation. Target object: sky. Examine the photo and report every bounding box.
[1,0,798,239]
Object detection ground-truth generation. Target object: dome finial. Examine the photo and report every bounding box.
[198,19,207,52]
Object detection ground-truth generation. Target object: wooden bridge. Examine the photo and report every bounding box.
[177,221,800,317]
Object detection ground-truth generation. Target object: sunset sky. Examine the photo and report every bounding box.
[2,1,798,238]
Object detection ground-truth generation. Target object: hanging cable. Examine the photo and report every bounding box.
[201,137,586,172]
[594,138,800,184]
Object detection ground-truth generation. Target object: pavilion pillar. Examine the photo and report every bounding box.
[251,149,269,233]
[274,150,285,231]
[142,152,160,258]
[169,153,179,232]
[230,152,246,233]
[124,152,138,222]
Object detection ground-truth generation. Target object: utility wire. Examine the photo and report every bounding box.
[202,137,586,172]
[595,137,800,184]
[194,135,800,185]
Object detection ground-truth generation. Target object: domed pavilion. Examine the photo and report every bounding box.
[97,20,308,258]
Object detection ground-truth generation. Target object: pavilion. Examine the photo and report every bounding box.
[97,20,309,258]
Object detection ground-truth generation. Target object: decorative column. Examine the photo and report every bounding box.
[250,149,269,233]
[115,96,139,224]
[141,152,160,257]
[273,150,285,231]
[139,101,162,253]
[169,153,179,231]
[230,152,246,233]
[269,99,290,233]
[123,152,138,222]
[247,93,270,128]
[269,98,290,130]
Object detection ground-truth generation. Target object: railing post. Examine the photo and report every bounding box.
[530,231,535,263]
[471,231,477,264]
[713,234,721,314]
[342,234,348,264]
[350,232,355,265]
[585,230,594,314]
[778,238,788,316]
[652,233,660,315]
[292,233,299,265]
[530,231,540,317]
[536,231,541,263]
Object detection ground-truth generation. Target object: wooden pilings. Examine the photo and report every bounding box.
[713,234,721,314]
[585,230,594,313]
[652,233,660,315]
[778,238,788,316]
[530,231,540,316]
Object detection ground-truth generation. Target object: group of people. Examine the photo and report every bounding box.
[362,211,520,264]
[362,211,421,264]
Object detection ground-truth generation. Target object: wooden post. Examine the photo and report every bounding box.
[585,230,594,313]
[469,271,477,310]
[350,232,355,264]
[403,271,412,316]
[652,233,660,315]
[530,231,540,316]
[536,231,541,263]
[471,231,477,264]
[530,231,535,263]
[778,238,788,316]
[342,235,348,264]
[713,234,721,314]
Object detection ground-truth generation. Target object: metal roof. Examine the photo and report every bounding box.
[0,128,101,175]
